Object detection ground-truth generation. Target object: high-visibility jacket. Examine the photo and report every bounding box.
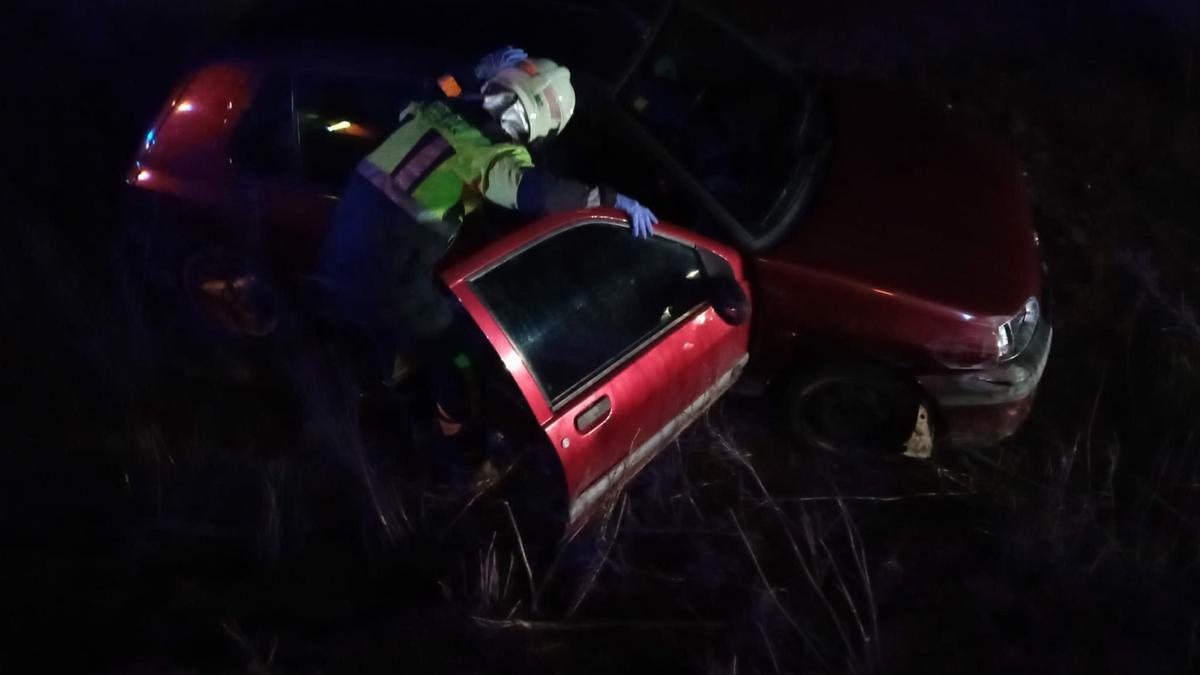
[355,100,533,239]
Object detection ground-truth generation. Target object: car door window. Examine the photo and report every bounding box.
[231,73,297,178]
[293,73,420,192]
[470,222,707,407]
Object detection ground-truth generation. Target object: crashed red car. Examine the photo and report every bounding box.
[125,3,1050,530]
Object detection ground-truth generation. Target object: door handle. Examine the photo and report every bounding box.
[574,395,612,433]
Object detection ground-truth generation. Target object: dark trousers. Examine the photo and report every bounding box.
[318,172,471,421]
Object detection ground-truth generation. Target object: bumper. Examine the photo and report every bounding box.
[917,321,1053,445]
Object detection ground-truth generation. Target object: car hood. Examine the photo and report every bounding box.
[762,79,1040,318]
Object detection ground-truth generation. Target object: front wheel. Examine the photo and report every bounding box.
[784,362,924,455]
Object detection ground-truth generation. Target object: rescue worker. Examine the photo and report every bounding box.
[317,47,659,442]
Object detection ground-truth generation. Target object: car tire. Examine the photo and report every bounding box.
[784,361,924,455]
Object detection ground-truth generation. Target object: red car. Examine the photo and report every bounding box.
[126,4,1049,530]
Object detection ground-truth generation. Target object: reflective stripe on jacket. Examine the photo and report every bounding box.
[356,101,533,229]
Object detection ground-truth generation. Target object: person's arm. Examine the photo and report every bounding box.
[478,153,596,212]
[518,167,658,239]
[482,153,659,238]
[515,167,618,215]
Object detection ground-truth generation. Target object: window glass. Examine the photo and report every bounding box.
[231,73,296,177]
[471,222,707,405]
[619,7,803,229]
[294,73,420,191]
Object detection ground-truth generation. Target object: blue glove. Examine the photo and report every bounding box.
[474,46,528,81]
[615,193,658,239]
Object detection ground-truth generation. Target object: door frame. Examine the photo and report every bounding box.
[441,208,747,423]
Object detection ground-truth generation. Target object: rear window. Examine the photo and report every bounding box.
[231,71,422,190]
[470,222,707,406]
[231,73,296,177]
[619,7,804,229]
[294,73,420,191]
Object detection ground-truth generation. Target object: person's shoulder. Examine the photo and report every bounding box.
[413,99,467,128]
[434,99,514,145]
[409,98,447,117]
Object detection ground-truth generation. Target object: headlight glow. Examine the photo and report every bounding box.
[996,297,1040,361]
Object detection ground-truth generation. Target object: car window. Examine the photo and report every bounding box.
[231,73,297,177]
[294,73,421,192]
[618,6,804,229]
[470,222,707,407]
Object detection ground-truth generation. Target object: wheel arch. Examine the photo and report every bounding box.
[768,334,945,452]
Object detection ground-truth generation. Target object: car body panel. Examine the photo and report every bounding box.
[736,79,1047,439]
[585,1,1047,436]
[938,395,1037,446]
[131,62,257,191]
[747,256,1000,374]
[759,79,1040,320]
[243,175,340,275]
[542,299,748,500]
[130,58,431,275]
[566,351,747,535]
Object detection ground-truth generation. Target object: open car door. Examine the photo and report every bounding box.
[442,208,750,535]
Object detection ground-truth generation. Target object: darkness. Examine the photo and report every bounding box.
[3,0,1200,673]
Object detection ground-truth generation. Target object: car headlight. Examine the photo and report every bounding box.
[996,297,1040,362]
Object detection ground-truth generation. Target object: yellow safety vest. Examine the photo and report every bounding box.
[356,101,533,228]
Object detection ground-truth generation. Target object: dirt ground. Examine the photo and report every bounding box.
[4,1,1200,673]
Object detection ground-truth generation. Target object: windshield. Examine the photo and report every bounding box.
[618,6,805,230]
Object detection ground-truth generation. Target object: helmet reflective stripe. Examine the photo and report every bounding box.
[543,84,562,124]
[484,58,575,142]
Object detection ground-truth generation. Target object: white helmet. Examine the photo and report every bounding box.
[482,58,576,142]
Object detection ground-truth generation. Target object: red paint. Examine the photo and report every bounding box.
[444,211,750,499]
[130,61,337,275]
[441,209,745,285]
[767,80,1039,316]
[131,62,256,186]
[747,79,1042,381]
[131,58,1047,465]
[546,305,746,498]
[940,395,1036,446]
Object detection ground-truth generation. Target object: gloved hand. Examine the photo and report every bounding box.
[615,193,658,239]
[474,46,528,81]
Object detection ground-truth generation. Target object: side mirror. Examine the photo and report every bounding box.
[694,246,749,326]
[706,274,749,326]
